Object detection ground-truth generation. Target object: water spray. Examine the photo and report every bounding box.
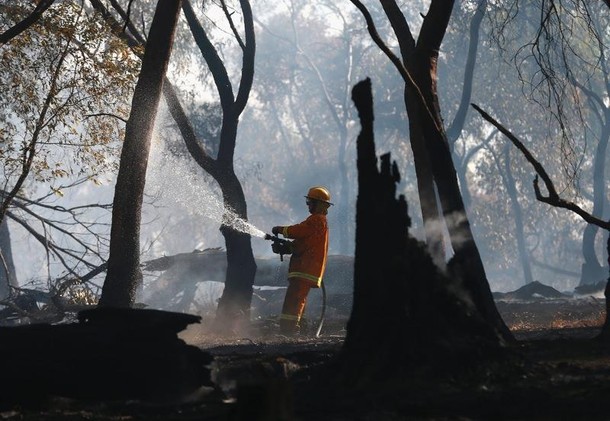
[222,211,267,238]
[147,140,269,240]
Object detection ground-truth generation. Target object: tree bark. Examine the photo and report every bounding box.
[403,86,446,263]
[601,236,610,339]
[99,0,182,307]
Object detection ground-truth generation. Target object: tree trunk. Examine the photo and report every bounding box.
[403,87,446,264]
[600,236,610,340]
[99,0,182,307]
[0,218,17,299]
[395,0,512,340]
[580,117,609,285]
[337,79,507,388]
[446,0,487,211]
[338,129,352,255]
[214,171,257,333]
[502,144,533,284]
[179,0,258,332]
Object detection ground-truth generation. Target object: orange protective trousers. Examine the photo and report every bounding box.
[279,278,313,334]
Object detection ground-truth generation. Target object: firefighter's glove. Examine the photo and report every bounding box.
[272,226,282,236]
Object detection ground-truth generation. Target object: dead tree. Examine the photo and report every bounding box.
[335,79,507,389]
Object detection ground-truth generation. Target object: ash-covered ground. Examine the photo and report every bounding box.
[3,284,609,420]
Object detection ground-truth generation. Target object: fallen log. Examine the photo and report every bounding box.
[0,307,214,407]
[141,249,355,314]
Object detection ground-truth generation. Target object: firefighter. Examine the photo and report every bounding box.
[271,186,332,335]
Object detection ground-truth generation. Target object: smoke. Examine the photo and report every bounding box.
[421,211,473,266]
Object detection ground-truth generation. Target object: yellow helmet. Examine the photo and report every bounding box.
[305,186,333,205]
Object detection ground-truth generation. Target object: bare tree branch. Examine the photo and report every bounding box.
[0,0,56,45]
[121,0,136,34]
[108,0,146,44]
[233,0,255,115]
[447,0,487,143]
[220,0,245,50]
[182,0,234,111]
[348,0,441,133]
[162,79,218,174]
[471,103,610,230]
[85,113,128,124]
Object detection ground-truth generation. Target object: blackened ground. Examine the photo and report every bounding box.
[4,297,610,420]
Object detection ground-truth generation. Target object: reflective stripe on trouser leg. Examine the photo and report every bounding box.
[280,278,312,333]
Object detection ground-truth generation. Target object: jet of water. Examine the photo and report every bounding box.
[223,209,266,238]
[147,142,267,239]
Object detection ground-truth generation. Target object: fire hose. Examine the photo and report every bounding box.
[264,233,326,337]
[315,280,326,338]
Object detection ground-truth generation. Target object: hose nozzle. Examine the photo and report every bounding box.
[264,233,292,261]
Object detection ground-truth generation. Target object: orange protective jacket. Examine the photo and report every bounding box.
[281,213,328,288]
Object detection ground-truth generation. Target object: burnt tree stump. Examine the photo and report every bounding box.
[336,78,507,387]
[0,307,213,406]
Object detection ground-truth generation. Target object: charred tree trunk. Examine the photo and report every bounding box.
[337,79,507,388]
[99,0,182,307]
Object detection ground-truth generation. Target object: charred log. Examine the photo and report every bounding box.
[0,307,213,406]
